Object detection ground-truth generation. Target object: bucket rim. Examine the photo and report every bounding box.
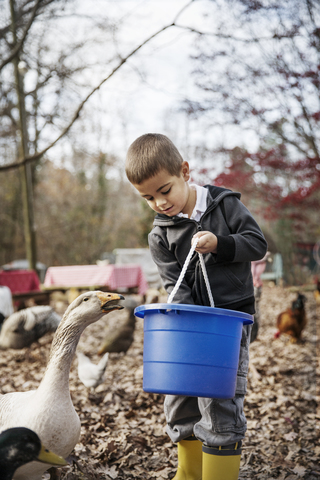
[135,303,253,324]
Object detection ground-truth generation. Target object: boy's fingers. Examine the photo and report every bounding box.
[192,232,205,243]
[192,232,209,247]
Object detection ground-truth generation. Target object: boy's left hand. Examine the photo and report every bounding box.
[192,231,218,254]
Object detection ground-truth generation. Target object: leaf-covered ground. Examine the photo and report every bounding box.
[0,285,319,479]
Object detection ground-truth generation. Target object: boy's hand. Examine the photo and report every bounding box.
[192,231,218,254]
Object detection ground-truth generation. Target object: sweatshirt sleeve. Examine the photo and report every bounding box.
[148,229,195,305]
[215,196,268,263]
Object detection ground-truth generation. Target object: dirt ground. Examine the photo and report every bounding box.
[0,285,319,479]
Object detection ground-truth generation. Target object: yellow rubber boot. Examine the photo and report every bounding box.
[202,442,242,480]
[173,437,203,480]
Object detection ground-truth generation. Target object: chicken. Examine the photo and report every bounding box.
[274,293,307,342]
[76,351,109,389]
[97,297,138,355]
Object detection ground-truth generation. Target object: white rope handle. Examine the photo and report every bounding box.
[167,238,215,307]
[199,251,215,307]
[167,238,198,304]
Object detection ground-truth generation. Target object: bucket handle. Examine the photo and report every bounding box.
[167,238,215,307]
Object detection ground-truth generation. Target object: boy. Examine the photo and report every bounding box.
[125,133,267,480]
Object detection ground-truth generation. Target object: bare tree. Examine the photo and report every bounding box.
[183,0,320,281]
[0,0,203,269]
[0,0,200,172]
[187,0,320,159]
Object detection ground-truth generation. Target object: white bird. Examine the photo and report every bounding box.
[76,351,109,389]
[0,306,61,349]
[0,291,124,480]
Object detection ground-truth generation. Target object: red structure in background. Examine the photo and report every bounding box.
[0,269,40,294]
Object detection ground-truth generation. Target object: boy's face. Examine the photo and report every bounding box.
[133,162,195,217]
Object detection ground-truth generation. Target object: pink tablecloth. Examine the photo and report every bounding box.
[44,264,148,296]
[0,270,40,294]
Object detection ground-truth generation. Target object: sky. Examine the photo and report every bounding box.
[2,0,261,177]
[46,0,226,173]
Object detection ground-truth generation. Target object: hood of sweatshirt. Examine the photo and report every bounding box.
[152,185,241,227]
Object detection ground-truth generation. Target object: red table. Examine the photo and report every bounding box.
[44,264,148,296]
[0,269,40,294]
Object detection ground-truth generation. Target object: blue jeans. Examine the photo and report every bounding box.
[164,324,252,447]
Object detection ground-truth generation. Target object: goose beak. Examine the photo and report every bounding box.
[37,444,68,466]
[97,292,125,312]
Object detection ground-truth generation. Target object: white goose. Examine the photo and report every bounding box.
[0,291,124,480]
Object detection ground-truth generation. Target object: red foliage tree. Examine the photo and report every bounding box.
[187,0,320,250]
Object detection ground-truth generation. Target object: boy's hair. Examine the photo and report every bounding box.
[125,133,184,184]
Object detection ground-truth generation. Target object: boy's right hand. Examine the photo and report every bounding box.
[192,231,218,254]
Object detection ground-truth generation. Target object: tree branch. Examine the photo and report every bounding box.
[0,0,42,71]
[173,24,300,43]
[0,1,195,172]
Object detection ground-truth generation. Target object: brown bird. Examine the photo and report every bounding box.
[274,293,307,342]
[98,297,138,355]
[314,279,320,305]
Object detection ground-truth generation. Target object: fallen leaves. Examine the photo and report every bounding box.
[0,285,319,479]
[284,432,299,442]
[242,286,319,479]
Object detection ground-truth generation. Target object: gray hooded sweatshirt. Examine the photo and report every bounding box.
[148,185,268,313]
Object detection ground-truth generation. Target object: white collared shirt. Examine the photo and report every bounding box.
[178,184,208,221]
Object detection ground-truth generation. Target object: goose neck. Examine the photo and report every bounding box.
[39,315,85,390]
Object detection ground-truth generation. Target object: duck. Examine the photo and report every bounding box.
[0,291,124,480]
[0,427,67,480]
[97,296,138,355]
[0,306,61,349]
[76,351,109,390]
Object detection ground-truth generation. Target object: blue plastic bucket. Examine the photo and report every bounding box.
[134,303,253,399]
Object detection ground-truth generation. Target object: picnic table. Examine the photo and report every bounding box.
[43,264,148,296]
[0,269,49,307]
[0,269,40,293]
